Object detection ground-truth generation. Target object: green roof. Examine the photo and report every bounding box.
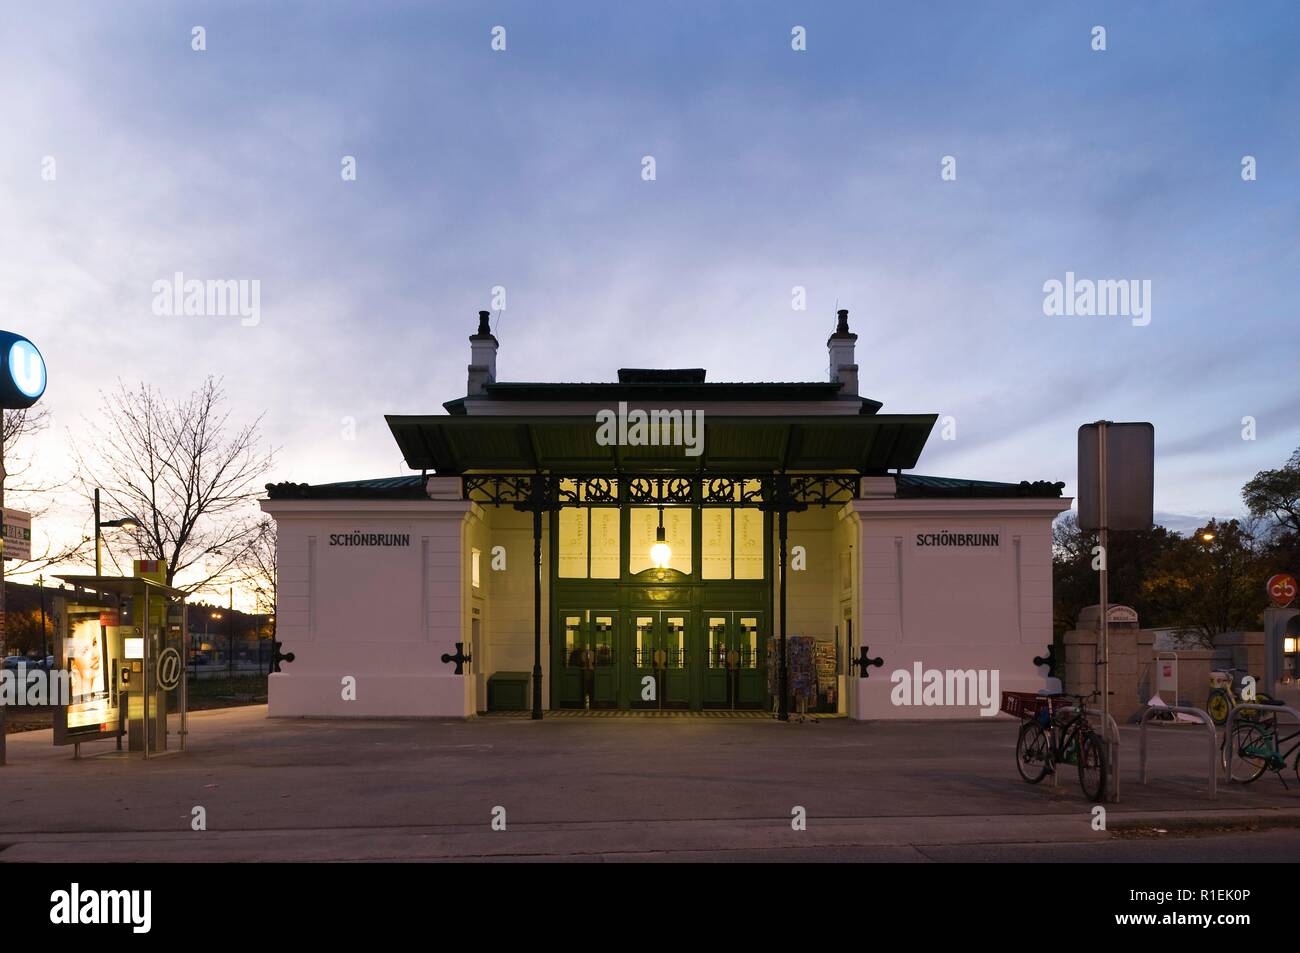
[266,476,427,500]
[386,413,936,474]
[897,474,1065,498]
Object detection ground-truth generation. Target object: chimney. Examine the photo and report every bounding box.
[467,310,498,396]
[827,308,858,396]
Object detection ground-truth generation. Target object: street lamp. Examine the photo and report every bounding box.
[94,488,139,576]
[227,589,234,679]
[204,610,221,676]
[37,573,47,661]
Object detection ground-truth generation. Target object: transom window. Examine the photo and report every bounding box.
[557,507,620,579]
[702,508,764,579]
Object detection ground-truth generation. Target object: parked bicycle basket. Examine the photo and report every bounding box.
[1000,691,1067,721]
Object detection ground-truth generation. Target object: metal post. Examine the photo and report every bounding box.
[0,407,6,765]
[94,487,101,576]
[142,586,150,760]
[778,508,789,723]
[38,573,47,660]
[1097,420,1112,800]
[531,506,543,720]
[227,588,234,679]
[180,601,188,751]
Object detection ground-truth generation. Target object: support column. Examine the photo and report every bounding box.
[778,509,789,722]
[513,474,554,721]
[532,507,543,720]
[760,475,806,724]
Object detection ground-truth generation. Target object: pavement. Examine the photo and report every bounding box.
[1,706,1298,862]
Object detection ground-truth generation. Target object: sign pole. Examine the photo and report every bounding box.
[0,331,48,766]
[1097,420,1110,799]
[0,407,6,766]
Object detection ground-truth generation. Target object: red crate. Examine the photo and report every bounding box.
[1000,691,1062,720]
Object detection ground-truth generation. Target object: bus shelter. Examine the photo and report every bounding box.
[51,573,189,759]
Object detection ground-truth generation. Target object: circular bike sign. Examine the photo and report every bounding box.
[157,647,183,691]
[1266,573,1297,608]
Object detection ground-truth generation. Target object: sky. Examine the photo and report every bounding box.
[1,1,1298,598]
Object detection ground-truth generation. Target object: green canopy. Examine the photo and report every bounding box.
[385,413,936,474]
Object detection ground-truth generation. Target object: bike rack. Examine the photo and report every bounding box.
[1138,705,1216,799]
[1222,701,1300,783]
[1050,706,1122,802]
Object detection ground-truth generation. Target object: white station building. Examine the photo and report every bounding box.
[262,310,1069,720]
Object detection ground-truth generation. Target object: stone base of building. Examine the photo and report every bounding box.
[268,672,476,718]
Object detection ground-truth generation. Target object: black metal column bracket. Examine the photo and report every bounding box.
[270,640,295,673]
[1033,644,1057,679]
[852,646,884,678]
[440,642,472,675]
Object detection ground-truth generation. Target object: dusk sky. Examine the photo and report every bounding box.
[3,1,1298,593]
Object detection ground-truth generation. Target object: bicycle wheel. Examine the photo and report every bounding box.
[1077,731,1107,802]
[1016,720,1050,784]
[1206,689,1231,726]
[1227,722,1269,784]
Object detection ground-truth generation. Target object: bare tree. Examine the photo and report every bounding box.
[238,517,277,616]
[2,406,91,573]
[72,377,276,591]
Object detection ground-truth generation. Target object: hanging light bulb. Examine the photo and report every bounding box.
[650,506,672,569]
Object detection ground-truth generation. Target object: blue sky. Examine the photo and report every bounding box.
[2,0,1298,584]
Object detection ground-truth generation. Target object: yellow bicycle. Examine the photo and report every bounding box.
[1206,668,1274,726]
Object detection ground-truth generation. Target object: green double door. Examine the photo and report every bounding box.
[629,611,691,709]
[554,607,767,710]
[701,612,766,709]
[557,610,620,709]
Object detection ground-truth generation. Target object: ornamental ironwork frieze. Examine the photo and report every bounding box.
[462,473,861,509]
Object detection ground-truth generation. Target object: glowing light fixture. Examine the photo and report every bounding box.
[649,507,672,569]
[1201,532,1216,542]
[1286,637,1297,654]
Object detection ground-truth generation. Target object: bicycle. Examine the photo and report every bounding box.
[1225,707,1300,787]
[1206,667,1274,726]
[1011,692,1109,802]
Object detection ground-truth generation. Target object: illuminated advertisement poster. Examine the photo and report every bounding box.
[65,611,115,731]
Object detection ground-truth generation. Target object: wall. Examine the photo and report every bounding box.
[260,497,478,718]
[1063,616,1266,721]
[846,495,1069,720]
[263,486,1065,721]
[478,505,551,710]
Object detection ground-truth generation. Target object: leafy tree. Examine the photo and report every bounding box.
[1052,513,1180,638]
[5,606,53,658]
[1140,518,1266,645]
[1243,448,1300,537]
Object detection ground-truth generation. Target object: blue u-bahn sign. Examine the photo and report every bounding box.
[0,332,45,409]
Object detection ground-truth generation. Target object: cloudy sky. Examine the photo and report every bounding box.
[2,1,1298,593]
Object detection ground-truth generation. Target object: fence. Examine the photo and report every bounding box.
[186,637,275,679]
